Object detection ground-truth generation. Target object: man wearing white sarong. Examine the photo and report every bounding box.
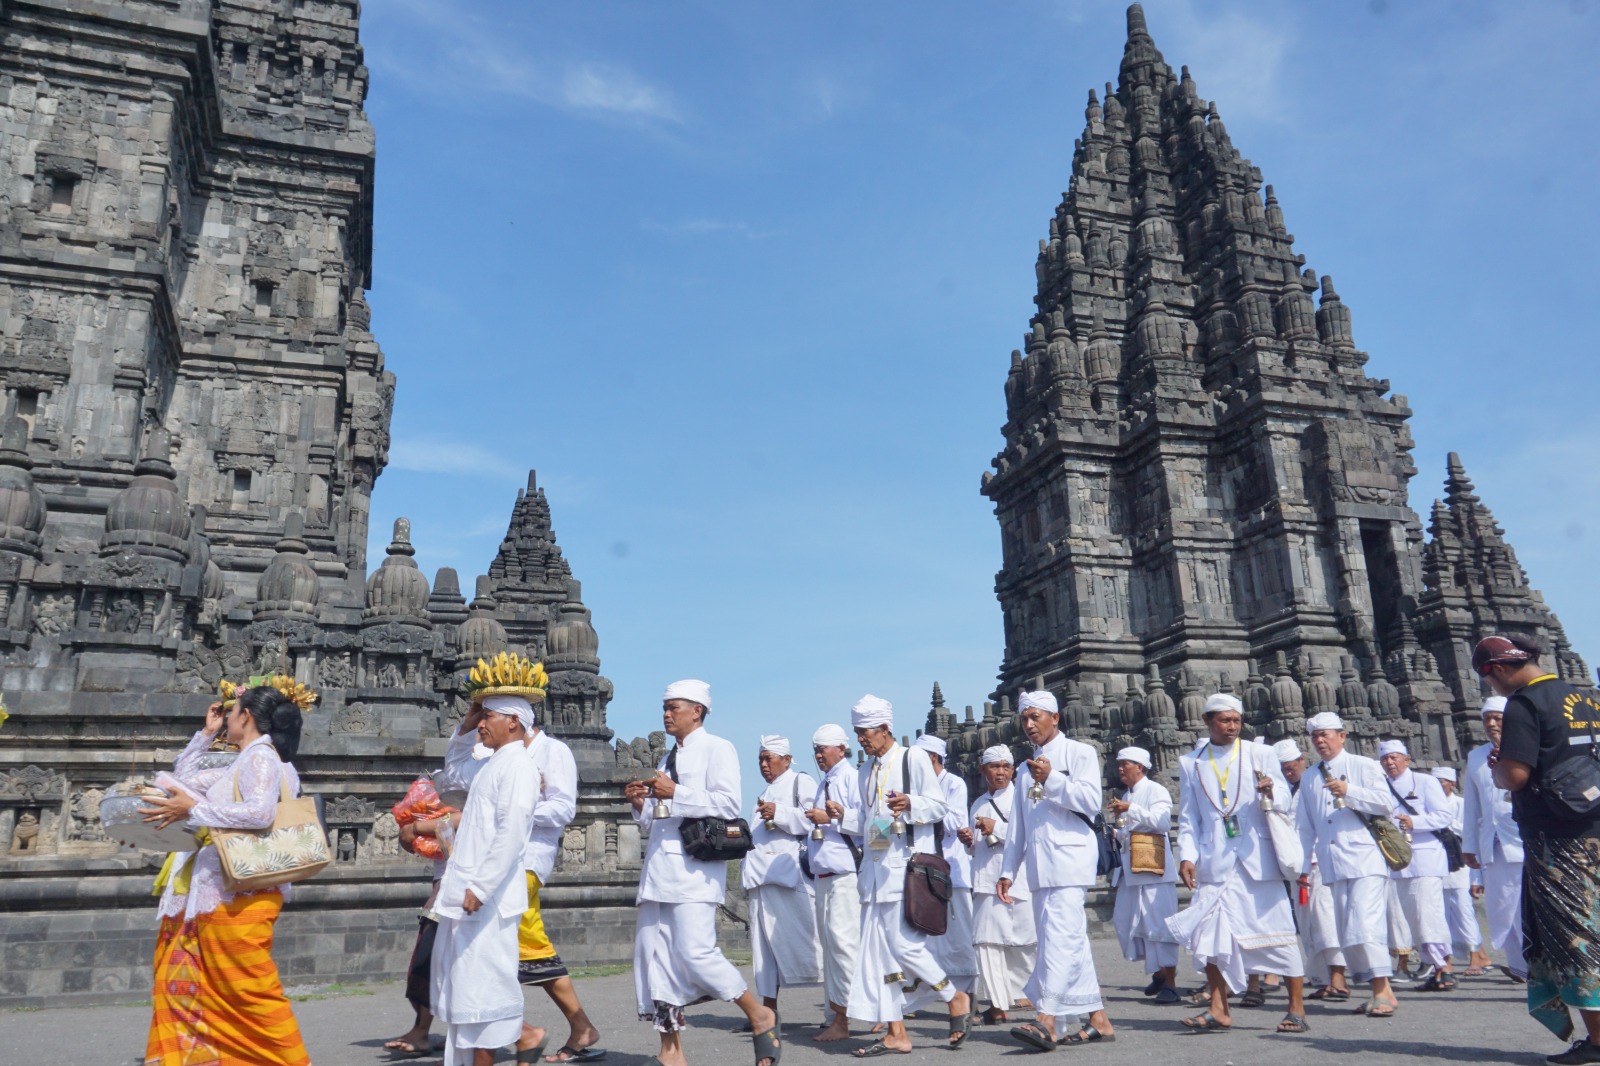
[1108,746,1181,1005]
[1295,711,1401,1017]
[915,734,978,1000]
[745,735,823,1013]
[1277,739,1349,999]
[804,724,863,1043]
[1379,739,1458,992]
[432,696,547,1066]
[958,745,1035,1024]
[1172,695,1307,1035]
[625,681,780,1066]
[1461,695,1527,979]
[842,695,971,1057]
[1433,766,1492,975]
[997,691,1116,1050]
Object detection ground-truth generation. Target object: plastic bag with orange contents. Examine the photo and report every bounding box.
[392,775,459,859]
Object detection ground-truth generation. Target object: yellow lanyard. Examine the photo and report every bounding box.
[1207,739,1240,802]
[867,749,895,813]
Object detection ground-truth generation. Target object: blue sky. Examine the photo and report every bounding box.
[357,0,1600,794]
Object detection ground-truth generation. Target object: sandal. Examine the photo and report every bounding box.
[1010,1023,1058,1052]
[753,1023,783,1066]
[852,1044,910,1058]
[1462,966,1489,977]
[544,1048,607,1063]
[949,1008,971,1049]
[505,1039,548,1063]
[979,1006,1009,1025]
[1181,1011,1231,1034]
[1356,998,1398,1018]
[1307,985,1350,1001]
[1062,1028,1114,1045]
[1238,990,1266,1008]
[1276,1013,1310,1035]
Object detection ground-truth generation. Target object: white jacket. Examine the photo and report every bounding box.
[1461,742,1523,864]
[1113,774,1177,886]
[1294,749,1393,882]
[840,743,946,904]
[969,787,1029,899]
[742,767,816,891]
[998,731,1103,890]
[807,760,863,878]
[435,741,539,921]
[1177,739,1289,885]
[1383,767,1453,880]
[522,730,578,882]
[631,726,742,905]
[937,769,973,890]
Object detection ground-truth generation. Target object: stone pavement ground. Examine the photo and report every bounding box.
[6,945,1568,1066]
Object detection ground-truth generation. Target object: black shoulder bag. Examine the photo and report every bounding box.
[901,753,953,936]
[1529,687,1600,821]
[1387,776,1464,872]
[667,747,755,862]
[792,775,814,880]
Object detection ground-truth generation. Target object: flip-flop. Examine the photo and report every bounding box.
[1010,1023,1058,1052]
[382,1037,431,1058]
[1356,999,1398,1018]
[544,1048,607,1063]
[852,1043,910,1058]
[1462,966,1489,976]
[1276,1013,1310,1034]
[1181,1011,1231,1034]
[1308,985,1350,1001]
[1062,1028,1114,1045]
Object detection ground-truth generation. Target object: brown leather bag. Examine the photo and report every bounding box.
[899,753,953,935]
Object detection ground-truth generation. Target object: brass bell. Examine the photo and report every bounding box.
[653,798,670,819]
[1027,781,1045,802]
[890,813,907,835]
[811,824,827,841]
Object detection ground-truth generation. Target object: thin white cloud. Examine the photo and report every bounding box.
[388,439,521,480]
[1155,2,1298,124]
[562,63,683,122]
[641,218,776,239]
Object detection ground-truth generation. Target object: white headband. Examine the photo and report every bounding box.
[1273,740,1303,764]
[1116,746,1151,769]
[482,694,533,731]
[1018,690,1058,715]
[1204,693,1244,716]
[663,678,712,711]
[1481,695,1508,718]
[980,745,1014,766]
[812,723,849,749]
[851,694,893,730]
[1306,711,1345,734]
[914,734,947,758]
[1378,739,1408,758]
[1431,766,1457,783]
[759,734,791,757]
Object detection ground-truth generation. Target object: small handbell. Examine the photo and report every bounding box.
[890,814,907,835]
[764,819,777,832]
[811,820,827,841]
[1331,794,1347,810]
[1114,812,1128,829]
[1261,795,1275,814]
[1028,781,1045,802]
[653,798,670,819]
[983,831,1001,848]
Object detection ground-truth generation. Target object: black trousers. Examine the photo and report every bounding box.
[406,915,439,1011]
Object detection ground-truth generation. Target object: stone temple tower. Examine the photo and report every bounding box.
[972,5,1588,783]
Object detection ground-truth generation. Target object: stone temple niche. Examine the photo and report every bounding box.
[0,1,644,1005]
[943,3,1591,793]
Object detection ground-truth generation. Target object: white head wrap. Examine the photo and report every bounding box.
[1481,695,1508,717]
[663,679,712,712]
[1116,746,1152,769]
[851,694,893,730]
[812,723,849,749]
[1306,711,1345,734]
[914,734,947,758]
[1431,766,1457,783]
[759,734,791,757]
[1204,693,1244,717]
[1018,690,1059,715]
[980,745,1014,766]
[1273,739,1304,764]
[482,694,534,731]
[1252,736,1267,745]
[1378,739,1408,758]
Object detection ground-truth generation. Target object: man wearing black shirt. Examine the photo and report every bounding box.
[1480,635,1600,1065]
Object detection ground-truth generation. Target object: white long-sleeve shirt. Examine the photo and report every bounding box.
[1113,774,1176,886]
[1383,768,1453,880]
[435,740,539,921]
[969,786,1029,900]
[631,725,742,904]
[842,743,946,904]
[937,769,973,890]
[1462,742,1523,864]
[999,731,1103,890]
[1177,739,1290,885]
[742,767,816,890]
[522,731,578,881]
[1294,749,1393,882]
[807,759,863,878]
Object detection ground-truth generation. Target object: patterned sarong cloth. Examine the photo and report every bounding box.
[516,870,570,985]
[145,892,309,1066]
[1524,834,1600,1041]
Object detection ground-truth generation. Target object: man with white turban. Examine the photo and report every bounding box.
[804,723,863,1042]
[1378,738,1458,991]
[958,745,1036,1024]
[1170,694,1307,1035]
[912,733,978,1003]
[432,696,547,1066]
[997,690,1116,1049]
[1295,711,1401,1017]
[1108,746,1181,1004]
[1275,738,1349,999]
[1432,765,1491,974]
[744,735,823,1018]
[624,681,781,1066]
[841,695,971,1056]
[1461,695,1526,979]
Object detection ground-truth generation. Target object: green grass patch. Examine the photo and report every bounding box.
[287,982,378,1002]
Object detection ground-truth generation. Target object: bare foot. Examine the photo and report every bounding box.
[545,1024,602,1062]
[516,1025,548,1052]
[382,1027,432,1054]
[814,1017,850,1043]
[855,1034,913,1056]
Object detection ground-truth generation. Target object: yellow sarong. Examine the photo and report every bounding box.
[145,892,309,1066]
[518,870,557,961]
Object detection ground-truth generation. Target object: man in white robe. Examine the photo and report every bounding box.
[1172,695,1307,1034]
[1109,746,1181,1004]
[915,734,978,1000]
[959,745,1035,1024]
[625,680,780,1066]
[841,695,971,1056]
[1294,711,1400,1017]
[1433,765,1492,974]
[1379,739,1458,991]
[432,696,547,1066]
[804,723,863,1042]
[1277,739,1349,999]
[744,734,823,1013]
[1461,695,1526,979]
[997,691,1115,1049]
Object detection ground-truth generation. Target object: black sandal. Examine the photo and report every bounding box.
[949,1008,971,1049]
[753,1023,782,1066]
[1010,1023,1058,1052]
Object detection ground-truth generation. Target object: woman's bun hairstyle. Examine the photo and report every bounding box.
[238,685,303,762]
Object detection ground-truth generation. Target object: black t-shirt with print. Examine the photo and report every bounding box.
[1499,674,1600,839]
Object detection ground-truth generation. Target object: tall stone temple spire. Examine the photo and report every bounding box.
[966,4,1587,781]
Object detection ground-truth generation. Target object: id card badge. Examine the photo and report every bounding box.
[868,817,893,850]
[1223,814,1240,839]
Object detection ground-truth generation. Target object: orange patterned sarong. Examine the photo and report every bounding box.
[145,893,309,1066]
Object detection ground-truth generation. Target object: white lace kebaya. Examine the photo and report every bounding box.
[154,733,300,921]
